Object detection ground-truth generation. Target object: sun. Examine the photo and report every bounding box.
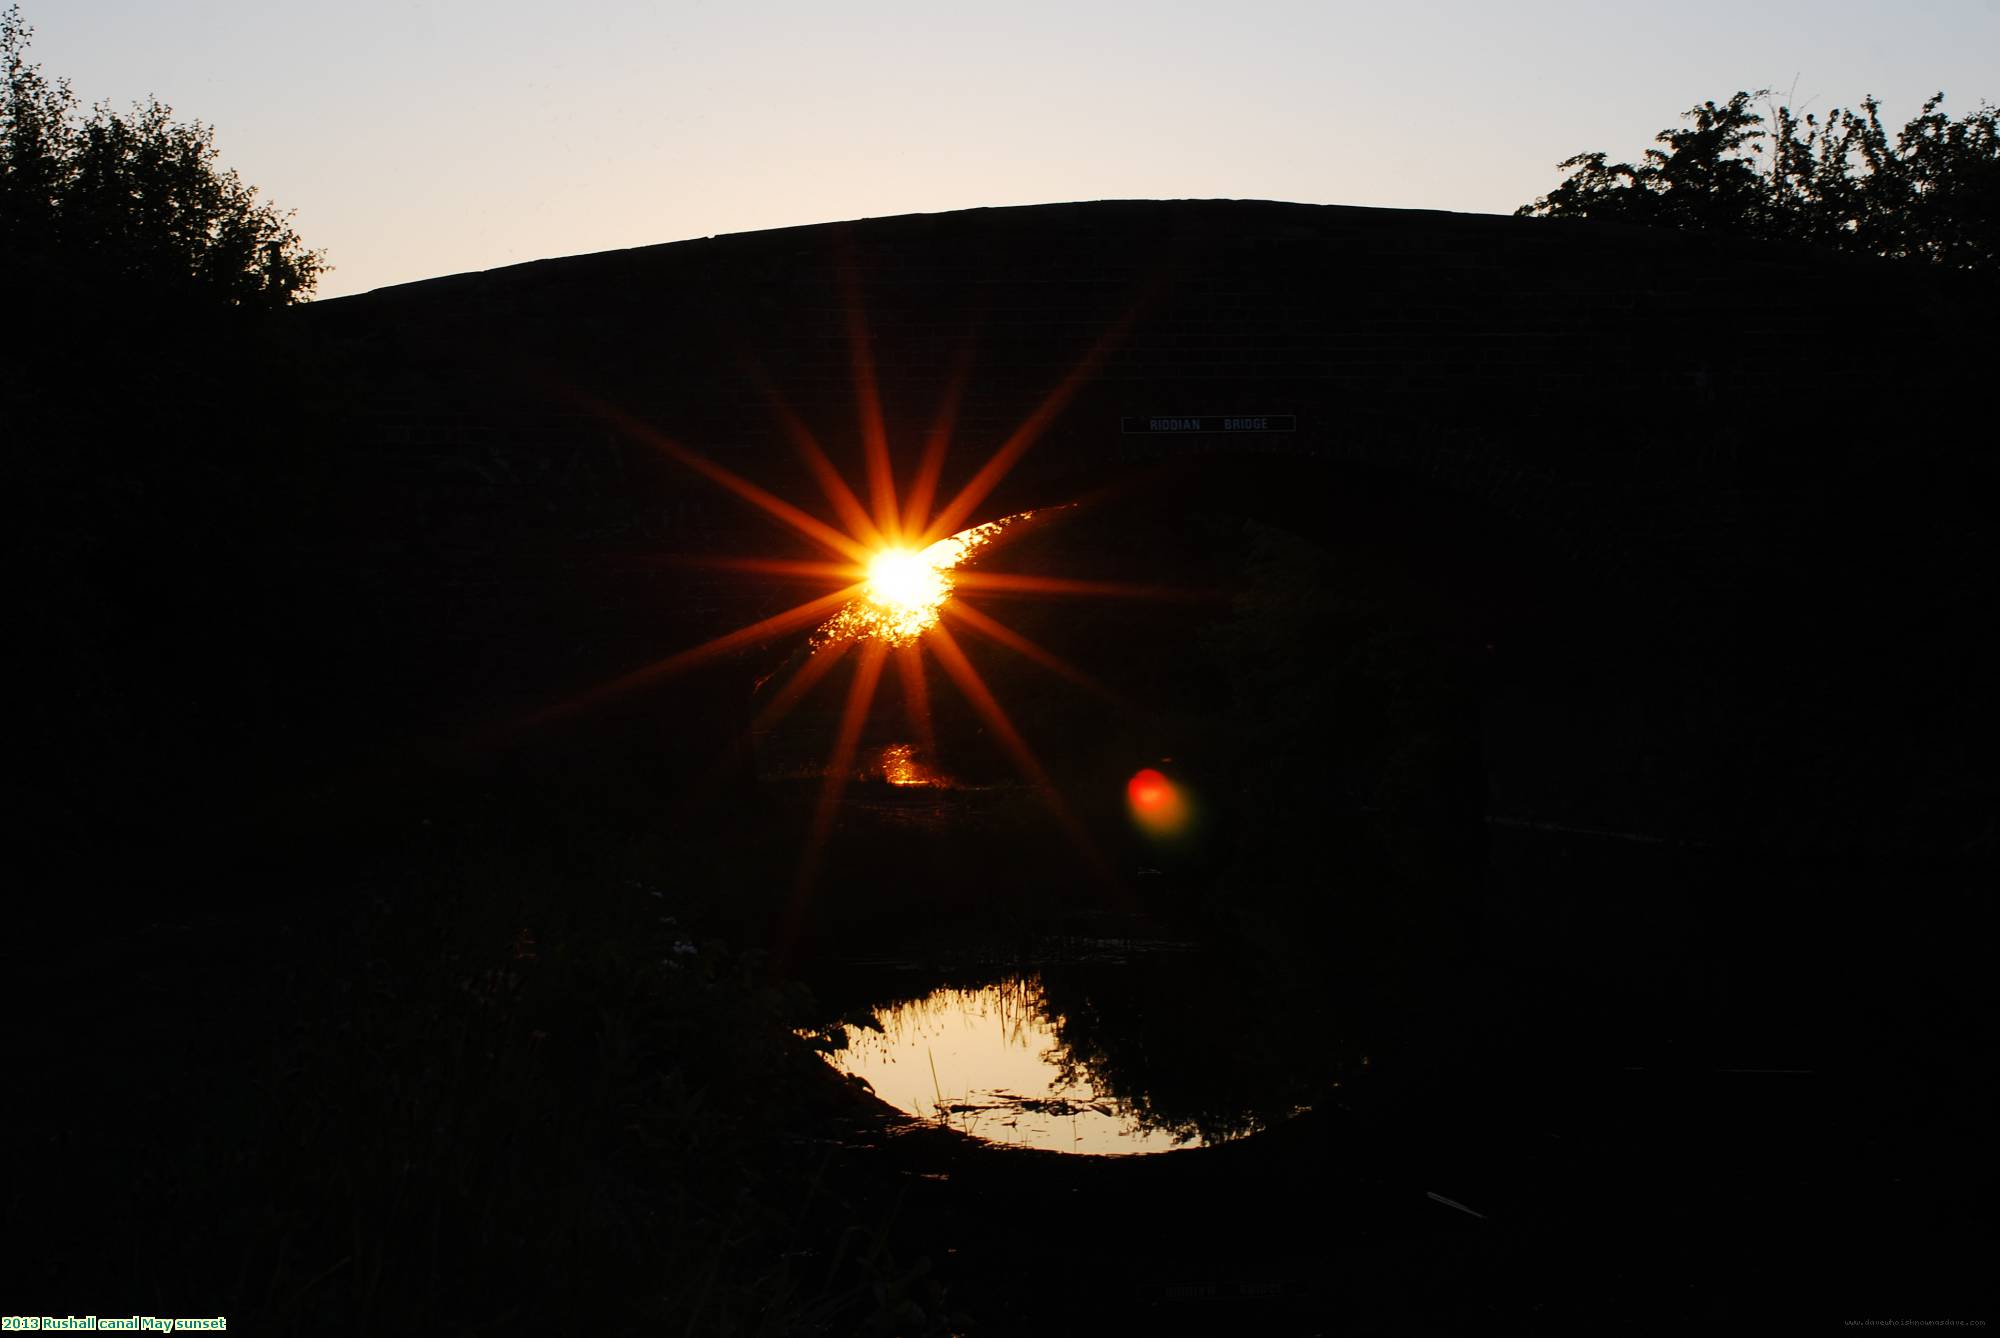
[861,546,951,643]
[816,513,1033,650]
[867,548,940,610]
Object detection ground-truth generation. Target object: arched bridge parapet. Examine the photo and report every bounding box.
[296,201,1995,867]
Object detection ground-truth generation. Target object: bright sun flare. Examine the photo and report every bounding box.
[866,548,947,630]
[816,513,1031,649]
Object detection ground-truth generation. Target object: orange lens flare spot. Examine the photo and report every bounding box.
[1126,768,1190,836]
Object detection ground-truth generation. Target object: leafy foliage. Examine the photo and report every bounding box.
[1519,88,2000,271]
[2,4,324,305]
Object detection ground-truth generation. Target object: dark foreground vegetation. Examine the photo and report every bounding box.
[9,17,1997,1329]
[12,370,1996,1333]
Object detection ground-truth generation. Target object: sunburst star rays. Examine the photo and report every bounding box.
[527,276,1166,906]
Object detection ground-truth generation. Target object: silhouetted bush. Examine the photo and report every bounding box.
[1520,88,2000,270]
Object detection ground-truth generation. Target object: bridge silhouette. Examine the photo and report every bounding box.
[302,199,1992,879]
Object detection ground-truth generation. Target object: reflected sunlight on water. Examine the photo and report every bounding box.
[876,742,943,787]
[825,977,1210,1155]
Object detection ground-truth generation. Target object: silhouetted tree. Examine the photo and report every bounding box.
[1519,88,2000,271]
[6,4,341,927]
[2,4,325,305]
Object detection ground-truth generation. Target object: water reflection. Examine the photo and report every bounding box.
[829,977,1200,1154]
[755,739,956,790]
[824,946,1360,1155]
[875,742,944,787]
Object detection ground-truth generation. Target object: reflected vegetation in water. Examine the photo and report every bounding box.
[822,945,1364,1155]
[828,977,1193,1154]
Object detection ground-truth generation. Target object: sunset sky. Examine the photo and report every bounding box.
[25,0,2000,300]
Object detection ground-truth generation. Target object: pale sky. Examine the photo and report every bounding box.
[23,0,2000,300]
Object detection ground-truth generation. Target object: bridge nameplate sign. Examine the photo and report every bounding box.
[1121,415,1296,434]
